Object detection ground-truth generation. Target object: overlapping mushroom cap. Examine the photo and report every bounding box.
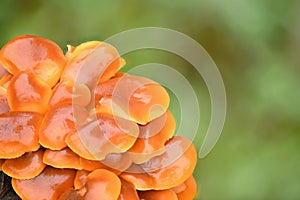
[0,35,198,200]
[0,35,66,87]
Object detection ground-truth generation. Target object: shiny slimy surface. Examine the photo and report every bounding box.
[66,114,138,160]
[128,110,176,164]
[43,148,82,170]
[0,35,198,199]
[83,169,121,200]
[95,74,170,125]
[0,112,43,158]
[49,80,91,108]
[7,71,52,114]
[121,136,197,190]
[0,35,66,87]
[12,167,76,200]
[39,104,88,150]
[2,149,46,179]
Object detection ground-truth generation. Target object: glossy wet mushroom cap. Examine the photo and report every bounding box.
[83,169,121,200]
[0,112,43,159]
[128,110,176,164]
[95,74,170,125]
[121,136,197,190]
[60,169,122,200]
[2,149,46,180]
[7,71,52,114]
[61,41,124,89]
[43,148,82,170]
[39,104,88,150]
[0,35,66,87]
[12,167,76,200]
[49,80,91,108]
[66,113,139,160]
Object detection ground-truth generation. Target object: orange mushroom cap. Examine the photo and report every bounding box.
[61,41,124,89]
[43,148,82,170]
[39,104,88,150]
[49,80,91,108]
[0,86,9,114]
[60,169,121,200]
[120,136,197,190]
[66,113,138,160]
[128,110,176,164]
[12,167,76,200]
[0,35,66,87]
[83,169,121,200]
[118,178,139,200]
[7,71,52,114]
[2,149,46,179]
[138,189,178,200]
[0,112,43,159]
[95,74,170,125]
[172,176,197,200]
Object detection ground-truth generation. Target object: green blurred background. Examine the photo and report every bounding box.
[0,0,299,199]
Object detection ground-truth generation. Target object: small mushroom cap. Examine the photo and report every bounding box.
[118,178,139,200]
[128,110,176,164]
[0,112,43,159]
[0,35,66,87]
[49,80,74,107]
[65,124,96,160]
[83,169,121,200]
[96,113,139,150]
[66,113,138,160]
[12,167,76,200]
[61,41,123,89]
[49,80,91,108]
[7,71,52,114]
[39,104,88,150]
[138,189,178,200]
[2,149,46,179]
[61,41,102,82]
[172,176,197,200]
[121,136,197,190]
[61,169,122,200]
[95,74,170,125]
[43,148,82,170]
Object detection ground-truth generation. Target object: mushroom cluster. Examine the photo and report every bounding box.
[0,35,197,200]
